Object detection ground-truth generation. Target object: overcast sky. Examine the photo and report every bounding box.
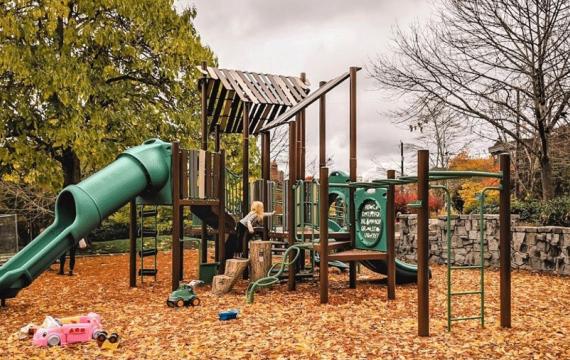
[176,0,435,179]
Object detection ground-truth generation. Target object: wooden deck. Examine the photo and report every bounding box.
[328,249,387,261]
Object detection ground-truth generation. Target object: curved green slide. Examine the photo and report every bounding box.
[0,139,172,300]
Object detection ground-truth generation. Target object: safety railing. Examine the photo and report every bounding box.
[225,168,243,218]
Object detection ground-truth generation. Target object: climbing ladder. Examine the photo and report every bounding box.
[138,205,159,283]
[436,184,501,331]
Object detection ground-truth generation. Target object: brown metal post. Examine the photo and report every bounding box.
[288,121,297,291]
[349,66,358,289]
[296,113,302,179]
[201,61,208,151]
[179,152,186,279]
[499,153,512,328]
[262,132,271,180]
[242,102,250,242]
[214,124,222,262]
[417,149,430,337]
[300,72,307,180]
[218,151,227,273]
[215,124,221,153]
[200,61,209,268]
[319,81,326,167]
[261,131,271,240]
[171,142,181,291]
[129,199,137,288]
[319,166,329,304]
[386,170,396,300]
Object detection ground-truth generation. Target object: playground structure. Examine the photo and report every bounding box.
[0,64,513,337]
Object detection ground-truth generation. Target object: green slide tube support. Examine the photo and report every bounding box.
[0,139,172,300]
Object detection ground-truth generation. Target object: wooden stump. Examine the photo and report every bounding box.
[249,241,272,282]
[211,258,249,295]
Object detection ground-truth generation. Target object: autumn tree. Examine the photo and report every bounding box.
[0,0,215,191]
[448,151,500,213]
[371,0,570,200]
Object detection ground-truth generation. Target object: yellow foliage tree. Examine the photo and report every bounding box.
[449,151,500,213]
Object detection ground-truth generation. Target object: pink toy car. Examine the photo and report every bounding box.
[32,312,104,347]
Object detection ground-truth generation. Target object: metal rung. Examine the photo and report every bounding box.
[450,265,482,270]
[138,209,158,217]
[451,290,482,296]
[138,229,158,237]
[450,316,482,322]
[138,269,158,276]
[138,248,158,257]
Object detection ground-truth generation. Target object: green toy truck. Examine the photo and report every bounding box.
[167,280,203,308]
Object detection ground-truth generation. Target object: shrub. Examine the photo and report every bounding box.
[510,197,570,227]
[539,196,570,227]
[395,188,444,214]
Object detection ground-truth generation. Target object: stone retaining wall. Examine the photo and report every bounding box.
[396,214,570,275]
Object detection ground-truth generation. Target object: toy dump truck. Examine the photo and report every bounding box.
[167,280,203,308]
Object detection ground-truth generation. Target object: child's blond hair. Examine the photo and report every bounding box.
[250,201,265,222]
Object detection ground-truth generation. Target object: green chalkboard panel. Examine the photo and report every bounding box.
[358,199,383,248]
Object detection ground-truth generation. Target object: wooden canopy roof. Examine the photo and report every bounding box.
[197,66,310,135]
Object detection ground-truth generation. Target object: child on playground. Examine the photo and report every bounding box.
[226,201,274,257]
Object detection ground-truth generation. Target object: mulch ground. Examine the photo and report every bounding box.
[0,250,568,359]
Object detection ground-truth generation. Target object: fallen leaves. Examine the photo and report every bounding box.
[0,250,569,359]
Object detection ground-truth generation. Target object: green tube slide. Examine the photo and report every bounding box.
[0,139,172,300]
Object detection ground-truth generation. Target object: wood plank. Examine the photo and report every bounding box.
[231,69,259,104]
[180,198,219,206]
[211,67,232,90]
[328,249,387,261]
[273,75,298,105]
[205,151,212,198]
[253,104,275,134]
[250,103,266,133]
[181,150,189,199]
[261,74,286,105]
[266,74,292,106]
[267,104,283,122]
[288,76,309,97]
[237,71,267,104]
[207,80,220,116]
[232,101,244,133]
[227,94,241,133]
[220,69,249,102]
[219,89,235,131]
[196,65,209,76]
[280,75,303,102]
[206,67,219,80]
[291,75,310,90]
[250,72,278,104]
[314,240,351,252]
[210,86,227,132]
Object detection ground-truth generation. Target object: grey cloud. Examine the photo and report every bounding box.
[178,0,434,177]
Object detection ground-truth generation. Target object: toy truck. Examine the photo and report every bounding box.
[167,280,203,308]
